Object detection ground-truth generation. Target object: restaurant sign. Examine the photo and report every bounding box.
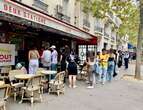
[0,0,92,39]
[0,43,15,66]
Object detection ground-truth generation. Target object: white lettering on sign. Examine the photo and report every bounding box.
[3,3,46,24]
[0,0,92,40]
[0,43,15,66]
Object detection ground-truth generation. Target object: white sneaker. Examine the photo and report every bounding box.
[87,86,94,89]
[86,81,90,84]
[73,85,77,88]
[69,85,72,88]
[102,82,105,85]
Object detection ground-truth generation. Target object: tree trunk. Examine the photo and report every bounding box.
[135,0,143,79]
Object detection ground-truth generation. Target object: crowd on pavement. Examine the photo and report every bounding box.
[16,43,131,89]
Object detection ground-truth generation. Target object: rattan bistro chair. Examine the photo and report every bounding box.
[0,84,9,110]
[36,68,48,94]
[8,70,25,101]
[0,66,11,81]
[49,71,65,96]
[20,75,42,106]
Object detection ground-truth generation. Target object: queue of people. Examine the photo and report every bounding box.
[16,44,130,89]
[85,49,131,89]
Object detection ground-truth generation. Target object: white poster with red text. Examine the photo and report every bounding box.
[0,43,15,66]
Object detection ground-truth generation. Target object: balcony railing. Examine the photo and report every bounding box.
[55,13,71,23]
[107,12,122,27]
[83,19,90,28]
[104,32,110,37]
[62,15,71,23]
[94,26,103,33]
[111,35,115,40]
[55,5,71,23]
[108,12,114,20]
[33,0,48,11]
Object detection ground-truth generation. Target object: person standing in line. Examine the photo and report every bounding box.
[95,51,101,83]
[86,51,96,89]
[99,49,109,85]
[117,51,123,68]
[50,45,58,71]
[60,45,70,71]
[41,45,51,70]
[67,49,78,88]
[39,47,44,67]
[107,49,115,82]
[28,45,40,74]
[124,51,130,69]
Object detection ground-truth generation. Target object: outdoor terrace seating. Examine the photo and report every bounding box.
[49,71,65,96]
[8,70,25,101]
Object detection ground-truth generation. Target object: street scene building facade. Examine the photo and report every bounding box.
[0,0,121,64]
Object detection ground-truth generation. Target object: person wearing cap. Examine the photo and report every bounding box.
[16,63,27,74]
[50,45,58,72]
[41,45,51,70]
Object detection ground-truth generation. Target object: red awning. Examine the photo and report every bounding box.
[77,37,97,45]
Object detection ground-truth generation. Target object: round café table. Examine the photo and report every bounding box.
[41,70,57,75]
[15,74,34,80]
[15,74,35,85]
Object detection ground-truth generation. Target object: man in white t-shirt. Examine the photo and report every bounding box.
[50,45,58,71]
[41,46,51,70]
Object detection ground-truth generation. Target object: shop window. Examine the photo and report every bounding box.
[78,45,96,64]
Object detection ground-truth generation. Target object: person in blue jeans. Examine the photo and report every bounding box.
[99,49,109,85]
[107,49,115,82]
[50,45,58,79]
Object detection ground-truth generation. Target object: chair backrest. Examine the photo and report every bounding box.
[9,70,25,82]
[32,75,42,86]
[59,71,65,82]
[1,66,11,74]
[54,71,65,83]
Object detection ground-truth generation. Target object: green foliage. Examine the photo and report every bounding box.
[81,0,139,45]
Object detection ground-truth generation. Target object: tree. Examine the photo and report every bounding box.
[135,0,143,79]
[81,0,141,79]
[81,0,139,45]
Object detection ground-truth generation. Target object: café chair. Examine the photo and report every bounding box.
[49,71,65,96]
[0,66,11,81]
[8,70,25,101]
[77,65,88,80]
[36,68,48,94]
[0,84,10,110]
[20,75,42,106]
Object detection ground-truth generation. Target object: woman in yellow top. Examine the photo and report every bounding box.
[28,45,40,74]
[99,49,109,85]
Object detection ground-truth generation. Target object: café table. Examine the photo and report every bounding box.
[14,74,35,85]
[41,70,57,75]
[15,74,34,80]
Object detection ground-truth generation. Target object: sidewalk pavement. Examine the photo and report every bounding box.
[6,64,143,110]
